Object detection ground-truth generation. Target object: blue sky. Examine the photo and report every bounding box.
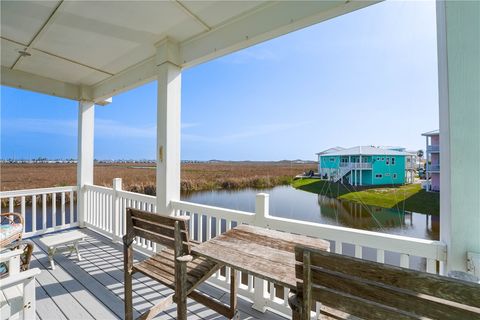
[1,1,438,161]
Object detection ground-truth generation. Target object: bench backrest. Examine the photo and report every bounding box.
[125,208,191,257]
[295,246,480,320]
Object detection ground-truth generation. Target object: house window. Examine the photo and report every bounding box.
[330,158,335,162]
[386,158,390,165]
[392,157,396,165]
[393,173,397,179]
[375,174,383,178]
[377,157,380,160]
[381,157,385,161]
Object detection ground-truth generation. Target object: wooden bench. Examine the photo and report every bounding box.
[290,246,480,320]
[123,208,237,320]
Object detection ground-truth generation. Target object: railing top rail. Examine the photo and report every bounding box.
[0,186,77,198]
[264,214,447,261]
[84,184,116,196]
[172,200,256,221]
[116,189,156,204]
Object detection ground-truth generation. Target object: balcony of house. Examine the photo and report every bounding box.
[339,162,372,169]
[0,181,453,319]
[427,145,440,153]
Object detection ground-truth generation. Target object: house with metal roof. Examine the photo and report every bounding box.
[317,146,416,186]
[422,130,440,192]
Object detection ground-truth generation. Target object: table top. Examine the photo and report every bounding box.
[39,230,86,247]
[191,224,330,289]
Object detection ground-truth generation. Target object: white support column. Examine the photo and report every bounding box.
[77,100,95,228]
[156,39,182,216]
[359,155,362,186]
[437,0,480,275]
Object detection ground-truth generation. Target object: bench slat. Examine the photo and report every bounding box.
[296,247,480,308]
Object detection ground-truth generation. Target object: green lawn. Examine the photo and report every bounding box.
[291,179,439,215]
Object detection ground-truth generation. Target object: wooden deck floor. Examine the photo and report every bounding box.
[30,228,286,320]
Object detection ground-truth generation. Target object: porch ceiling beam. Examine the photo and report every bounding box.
[173,1,211,31]
[91,57,157,103]
[1,66,82,101]
[11,0,64,70]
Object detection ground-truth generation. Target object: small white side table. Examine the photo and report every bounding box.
[39,230,86,270]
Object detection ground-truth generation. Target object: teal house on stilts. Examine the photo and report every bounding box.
[316,146,416,186]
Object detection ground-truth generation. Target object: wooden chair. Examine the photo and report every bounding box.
[123,208,238,320]
[290,246,480,320]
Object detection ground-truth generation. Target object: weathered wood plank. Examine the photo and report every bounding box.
[304,247,480,308]
[309,266,479,319]
[295,245,480,320]
[127,208,189,227]
[193,236,297,289]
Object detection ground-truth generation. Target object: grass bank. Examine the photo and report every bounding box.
[292,179,439,215]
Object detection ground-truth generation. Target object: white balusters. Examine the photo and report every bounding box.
[52,193,56,227]
[400,254,409,268]
[354,244,362,258]
[61,192,66,226]
[376,249,385,263]
[20,196,25,232]
[31,195,36,233]
[69,191,74,224]
[42,194,47,230]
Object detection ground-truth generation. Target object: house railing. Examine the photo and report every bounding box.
[428,164,440,172]
[0,186,78,238]
[82,179,447,318]
[339,162,372,169]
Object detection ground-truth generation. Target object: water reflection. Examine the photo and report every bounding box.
[182,186,439,241]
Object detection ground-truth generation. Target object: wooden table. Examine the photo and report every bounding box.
[192,224,330,290]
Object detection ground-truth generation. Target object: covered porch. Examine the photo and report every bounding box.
[1,0,479,319]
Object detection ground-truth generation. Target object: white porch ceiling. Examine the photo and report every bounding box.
[1,0,377,102]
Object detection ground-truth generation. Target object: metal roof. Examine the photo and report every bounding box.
[319,146,413,156]
[1,0,377,102]
[421,129,440,136]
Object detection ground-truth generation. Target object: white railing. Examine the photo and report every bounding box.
[84,181,158,256]
[82,179,446,318]
[0,186,78,238]
[340,162,372,169]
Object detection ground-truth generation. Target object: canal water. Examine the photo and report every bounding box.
[182,185,439,241]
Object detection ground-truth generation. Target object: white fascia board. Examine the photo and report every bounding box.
[179,0,379,68]
[1,66,81,101]
[91,57,156,103]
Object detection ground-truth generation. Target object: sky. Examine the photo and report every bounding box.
[1,1,439,161]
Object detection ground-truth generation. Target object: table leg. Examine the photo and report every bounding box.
[48,247,56,270]
[230,269,238,319]
[74,241,82,261]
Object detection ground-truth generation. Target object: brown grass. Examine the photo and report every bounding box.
[1,162,316,195]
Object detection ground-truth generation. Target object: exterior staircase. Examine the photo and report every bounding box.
[334,165,352,183]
